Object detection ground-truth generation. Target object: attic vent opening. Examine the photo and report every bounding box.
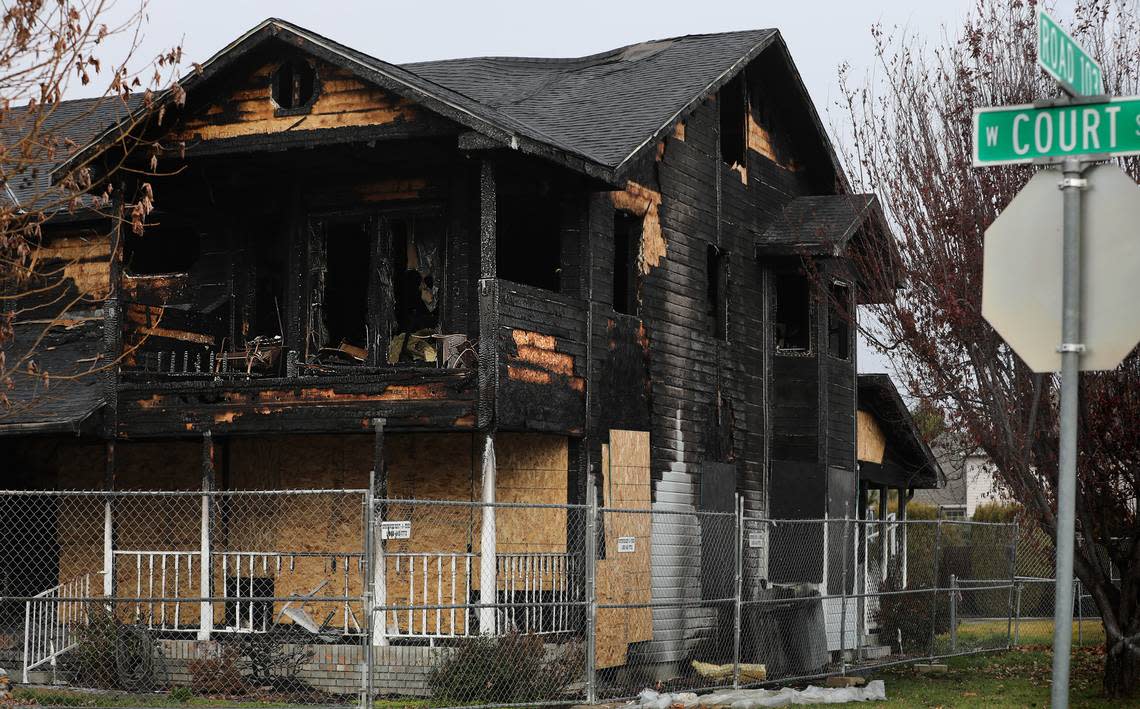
[272,59,316,111]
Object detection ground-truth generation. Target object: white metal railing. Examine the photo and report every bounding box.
[381,552,475,639]
[28,548,575,653]
[496,552,577,635]
[22,574,93,682]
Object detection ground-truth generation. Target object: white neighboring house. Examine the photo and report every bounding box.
[912,437,1010,519]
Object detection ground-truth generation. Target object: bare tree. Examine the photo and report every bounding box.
[841,0,1140,697]
[0,0,182,416]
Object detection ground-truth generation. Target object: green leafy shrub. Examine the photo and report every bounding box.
[427,632,583,704]
[874,565,950,655]
[63,604,155,691]
[973,502,1020,522]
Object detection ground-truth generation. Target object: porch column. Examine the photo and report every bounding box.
[370,418,388,646]
[102,442,116,598]
[479,433,497,634]
[898,487,910,587]
[878,484,889,584]
[199,431,216,641]
[476,159,498,635]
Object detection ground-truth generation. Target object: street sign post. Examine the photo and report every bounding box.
[973,12,1135,709]
[1038,9,1103,97]
[973,96,1140,166]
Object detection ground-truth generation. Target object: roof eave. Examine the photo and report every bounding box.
[51,19,620,187]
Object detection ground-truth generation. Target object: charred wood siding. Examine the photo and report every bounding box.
[169,57,421,145]
[497,281,586,435]
[116,370,476,437]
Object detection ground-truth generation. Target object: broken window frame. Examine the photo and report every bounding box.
[304,205,447,368]
[612,209,641,316]
[827,280,851,361]
[271,58,319,115]
[718,72,747,168]
[774,271,813,355]
[496,182,564,293]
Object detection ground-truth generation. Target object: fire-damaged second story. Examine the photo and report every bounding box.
[4,18,898,526]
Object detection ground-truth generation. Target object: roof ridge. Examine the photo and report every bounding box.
[400,28,777,68]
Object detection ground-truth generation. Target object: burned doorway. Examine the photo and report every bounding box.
[306,213,444,366]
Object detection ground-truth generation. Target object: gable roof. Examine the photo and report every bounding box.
[51,19,832,188]
[405,29,777,172]
[756,194,877,257]
[857,374,942,490]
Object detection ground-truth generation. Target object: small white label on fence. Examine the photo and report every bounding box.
[748,531,764,549]
[381,521,411,540]
[617,536,636,553]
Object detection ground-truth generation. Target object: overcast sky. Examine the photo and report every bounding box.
[79,0,989,378]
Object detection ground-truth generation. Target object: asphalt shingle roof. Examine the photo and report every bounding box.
[755,194,877,257]
[404,29,777,169]
[44,20,782,186]
[0,320,105,435]
[3,95,138,209]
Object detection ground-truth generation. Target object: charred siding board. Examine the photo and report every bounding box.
[771,355,818,462]
[170,59,420,143]
[826,357,855,470]
[628,93,788,664]
[116,371,476,436]
[497,281,586,434]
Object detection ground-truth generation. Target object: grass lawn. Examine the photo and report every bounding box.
[9,621,1135,708]
[803,620,1130,708]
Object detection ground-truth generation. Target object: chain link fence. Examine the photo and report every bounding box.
[0,488,1034,707]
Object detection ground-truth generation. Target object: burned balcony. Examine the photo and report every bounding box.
[120,211,476,382]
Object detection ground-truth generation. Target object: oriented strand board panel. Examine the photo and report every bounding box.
[170,60,420,143]
[595,429,652,669]
[49,432,569,635]
[856,410,887,464]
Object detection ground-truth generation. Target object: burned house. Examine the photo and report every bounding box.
[1,18,913,685]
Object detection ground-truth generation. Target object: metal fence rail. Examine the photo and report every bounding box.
[0,488,1040,708]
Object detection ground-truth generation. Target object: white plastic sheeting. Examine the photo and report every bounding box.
[636,680,886,707]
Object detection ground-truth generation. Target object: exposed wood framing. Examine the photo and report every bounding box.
[610,182,664,275]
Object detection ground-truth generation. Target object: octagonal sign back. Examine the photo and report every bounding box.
[982,164,1140,373]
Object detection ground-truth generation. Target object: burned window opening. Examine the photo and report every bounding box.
[613,210,640,315]
[322,219,372,352]
[388,215,445,365]
[828,282,851,360]
[124,225,199,276]
[706,244,728,340]
[252,220,286,339]
[775,272,811,353]
[272,60,316,111]
[497,191,561,292]
[719,73,746,168]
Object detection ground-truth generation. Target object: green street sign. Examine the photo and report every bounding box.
[1038,9,1103,97]
[973,97,1140,166]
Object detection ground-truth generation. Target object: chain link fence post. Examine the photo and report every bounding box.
[732,494,743,689]
[584,482,598,705]
[839,509,849,676]
[928,518,943,660]
[1006,520,1019,649]
[1015,580,1023,645]
[949,574,957,653]
[361,471,375,709]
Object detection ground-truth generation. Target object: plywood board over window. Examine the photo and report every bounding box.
[856,410,887,465]
[596,429,652,669]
